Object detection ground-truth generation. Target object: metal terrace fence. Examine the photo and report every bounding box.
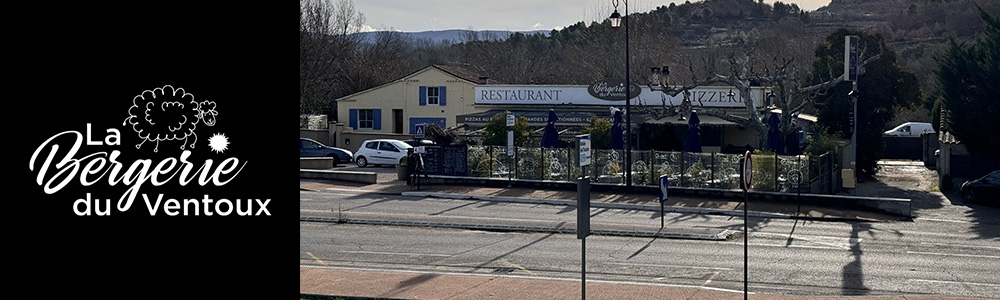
[453,145,834,193]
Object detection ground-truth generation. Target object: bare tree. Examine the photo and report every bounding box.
[299,0,366,121]
[645,29,880,148]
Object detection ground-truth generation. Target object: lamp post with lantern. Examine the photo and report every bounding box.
[608,0,633,189]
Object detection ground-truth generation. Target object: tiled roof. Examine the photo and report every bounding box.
[432,65,495,84]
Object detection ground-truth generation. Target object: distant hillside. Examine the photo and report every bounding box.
[354,29,550,45]
[810,0,998,84]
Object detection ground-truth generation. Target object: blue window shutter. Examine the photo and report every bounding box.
[349,109,358,129]
[439,86,447,106]
[419,86,427,106]
[373,109,382,130]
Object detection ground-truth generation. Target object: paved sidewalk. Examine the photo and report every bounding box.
[300,176,902,222]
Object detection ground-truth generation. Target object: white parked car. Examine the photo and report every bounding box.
[884,122,934,137]
[353,139,413,167]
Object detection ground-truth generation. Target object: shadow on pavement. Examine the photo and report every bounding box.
[944,191,1000,240]
[386,273,439,298]
[842,222,872,295]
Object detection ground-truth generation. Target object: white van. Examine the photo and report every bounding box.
[884,122,934,137]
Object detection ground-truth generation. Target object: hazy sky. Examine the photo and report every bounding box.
[355,0,832,32]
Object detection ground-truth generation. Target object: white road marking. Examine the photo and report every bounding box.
[721,241,844,251]
[909,279,1000,288]
[906,251,1000,259]
[919,242,1000,251]
[325,187,371,193]
[753,232,860,250]
[339,250,451,257]
[918,218,975,224]
[609,262,733,271]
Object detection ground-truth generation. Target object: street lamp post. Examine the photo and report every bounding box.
[609,0,632,189]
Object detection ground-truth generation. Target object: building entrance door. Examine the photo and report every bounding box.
[393,109,403,134]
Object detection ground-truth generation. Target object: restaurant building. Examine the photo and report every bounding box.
[333,64,798,153]
[333,65,488,148]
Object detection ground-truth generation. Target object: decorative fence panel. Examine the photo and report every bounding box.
[461,144,835,193]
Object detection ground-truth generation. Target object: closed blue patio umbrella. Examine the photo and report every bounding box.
[683,111,702,153]
[541,109,559,148]
[766,113,785,155]
[610,108,624,150]
[784,126,801,156]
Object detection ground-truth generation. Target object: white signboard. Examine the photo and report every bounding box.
[844,35,860,82]
[507,130,514,157]
[506,114,515,127]
[475,85,765,108]
[578,134,591,167]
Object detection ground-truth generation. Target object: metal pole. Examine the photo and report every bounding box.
[681,152,686,187]
[797,155,802,214]
[711,152,716,188]
[568,148,573,181]
[851,81,858,195]
[624,0,632,190]
[660,201,664,229]
[581,236,586,300]
[649,151,655,185]
[741,151,750,300]
[744,188,749,300]
[774,152,779,192]
[508,147,513,188]
[578,164,589,300]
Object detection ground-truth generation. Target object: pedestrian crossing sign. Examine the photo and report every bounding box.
[414,124,425,139]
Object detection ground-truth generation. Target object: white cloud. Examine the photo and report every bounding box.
[530,23,545,30]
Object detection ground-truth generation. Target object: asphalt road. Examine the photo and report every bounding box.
[300,189,1000,297]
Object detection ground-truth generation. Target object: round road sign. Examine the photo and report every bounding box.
[743,151,752,191]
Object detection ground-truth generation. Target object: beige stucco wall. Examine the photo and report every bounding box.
[336,67,486,138]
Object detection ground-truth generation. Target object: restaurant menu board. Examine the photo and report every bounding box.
[419,146,468,176]
[442,146,468,176]
[421,146,442,175]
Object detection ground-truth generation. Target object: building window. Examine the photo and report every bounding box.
[349,108,381,130]
[358,109,374,129]
[427,87,440,105]
[419,86,445,106]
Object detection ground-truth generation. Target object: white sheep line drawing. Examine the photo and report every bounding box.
[123,85,218,153]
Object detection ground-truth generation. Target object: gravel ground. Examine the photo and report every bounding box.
[856,160,975,219]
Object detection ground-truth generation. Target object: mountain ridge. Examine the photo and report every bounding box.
[354,29,551,45]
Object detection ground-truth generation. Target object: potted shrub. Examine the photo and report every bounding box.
[396,156,409,181]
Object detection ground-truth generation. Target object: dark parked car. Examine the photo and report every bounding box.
[300,138,353,166]
[961,170,1000,205]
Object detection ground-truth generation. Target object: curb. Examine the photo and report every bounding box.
[300,216,735,241]
[403,191,791,219]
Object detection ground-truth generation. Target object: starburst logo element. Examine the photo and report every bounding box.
[208,133,230,153]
